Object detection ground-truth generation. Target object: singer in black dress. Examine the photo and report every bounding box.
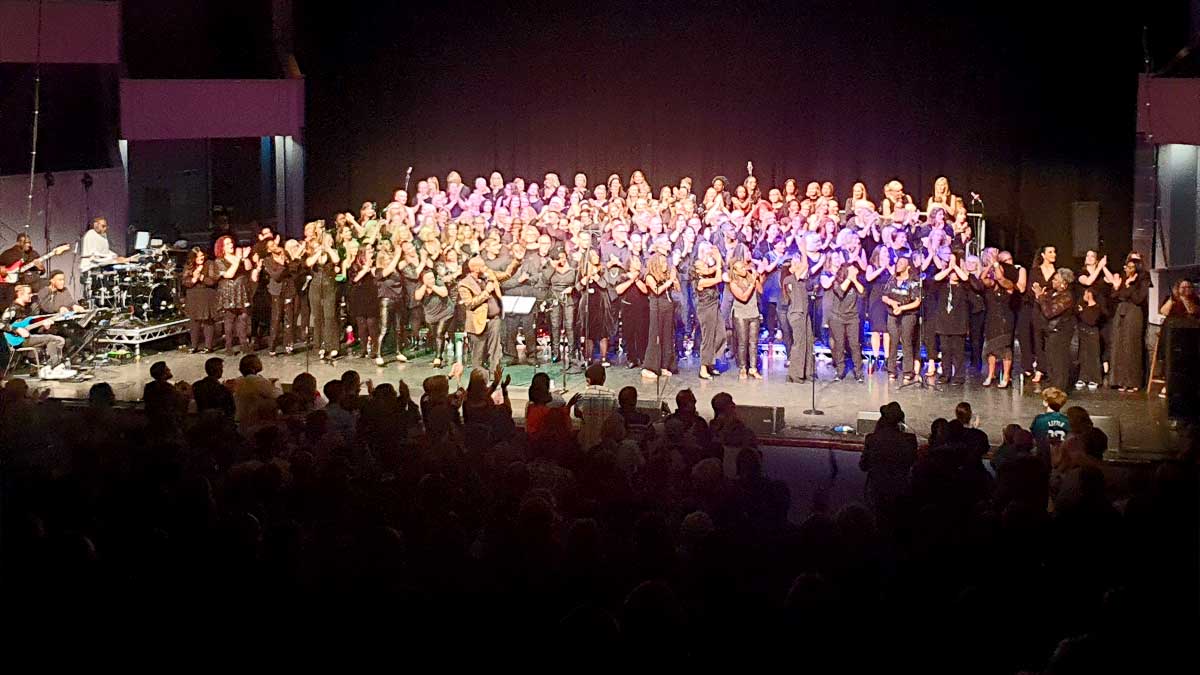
[781,257,814,382]
[642,251,677,378]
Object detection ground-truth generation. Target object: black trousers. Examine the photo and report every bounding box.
[377,297,404,357]
[645,303,676,372]
[968,311,986,371]
[505,307,538,362]
[888,314,919,374]
[1015,302,1043,374]
[222,309,250,351]
[355,315,380,357]
[425,316,451,361]
[547,299,575,360]
[828,318,862,376]
[940,334,966,383]
[1078,324,1102,384]
[623,301,649,364]
[786,311,815,380]
[1042,326,1073,391]
[309,277,339,352]
[698,301,725,367]
[269,294,296,351]
[734,316,761,370]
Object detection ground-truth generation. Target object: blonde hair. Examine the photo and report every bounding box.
[647,252,669,280]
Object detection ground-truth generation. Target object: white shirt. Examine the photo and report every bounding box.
[80,229,117,272]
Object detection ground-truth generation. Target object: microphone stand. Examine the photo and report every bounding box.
[803,288,823,416]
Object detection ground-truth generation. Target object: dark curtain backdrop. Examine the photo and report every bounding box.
[297,0,1187,262]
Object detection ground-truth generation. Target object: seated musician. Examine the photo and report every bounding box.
[37,270,86,315]
[1,283,74,378]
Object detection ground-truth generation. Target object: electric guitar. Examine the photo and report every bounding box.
[3,244,71,283]
[4,311,76,348]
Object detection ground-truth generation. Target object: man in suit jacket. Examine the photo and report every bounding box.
[192,356,234,418]
[459,257,504,368]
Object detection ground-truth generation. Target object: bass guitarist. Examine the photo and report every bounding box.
[1,283,75,379]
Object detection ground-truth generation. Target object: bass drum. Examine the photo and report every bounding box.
[129,283,178,320]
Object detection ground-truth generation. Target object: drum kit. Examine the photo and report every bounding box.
[85,245,184,321]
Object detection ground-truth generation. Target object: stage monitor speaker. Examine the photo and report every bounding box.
[740,405,785,435]
[1071,201,1100,257]
[857,411,880,435]
[1164,325,1200,420]
[1090,415,1122,452]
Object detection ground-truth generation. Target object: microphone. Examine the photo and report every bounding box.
[969,191,982,201]
[406,166,413,176]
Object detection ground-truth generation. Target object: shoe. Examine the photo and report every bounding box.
[1032,371,1043,384]
[981,376,993,387]
[328,350,339,360]
[1158,389,1167,399]
[433,358,443,368]
[997,377,1010,389]
[699,366,712,380]
[903,373,916,383]
[268,350,278,357]
[375,356,385,366]
[832,374,843,382]
[1117,386,1127,392]
[950,379,965,386]
[661,369,672,377]
[285,347,294,355]
[1075,380,1085,389]
[189,347,200,354]
[601,360,611,367]
[641,368,658,379]
[1087,381,1098,390]
[627,361,640,370]
[318,349,326,360]
[889,372,898,381]
[787,376,806,383]
[855,373,864,383]
[749,368,762,380]
[738,369,748,380]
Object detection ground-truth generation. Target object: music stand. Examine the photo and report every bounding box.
[501,296,537,316]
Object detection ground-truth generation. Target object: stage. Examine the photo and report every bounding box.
[21,344,1182,456]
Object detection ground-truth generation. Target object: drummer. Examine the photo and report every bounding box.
[79,217,129,273]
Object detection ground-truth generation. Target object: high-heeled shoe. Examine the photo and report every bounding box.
[997,376,1010,389]
[699,366,712,380]
[981,376,993,387]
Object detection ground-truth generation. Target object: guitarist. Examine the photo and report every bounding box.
[0,234,43,307]
[1,283,70,377]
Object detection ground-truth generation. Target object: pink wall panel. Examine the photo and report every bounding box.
[119,78,305,140]
[1137,75,1200,146]
[0,0,120,64]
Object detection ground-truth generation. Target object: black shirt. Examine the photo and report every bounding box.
[192,376,235,417]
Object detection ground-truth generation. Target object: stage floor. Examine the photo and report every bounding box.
[22,343,1182,455]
